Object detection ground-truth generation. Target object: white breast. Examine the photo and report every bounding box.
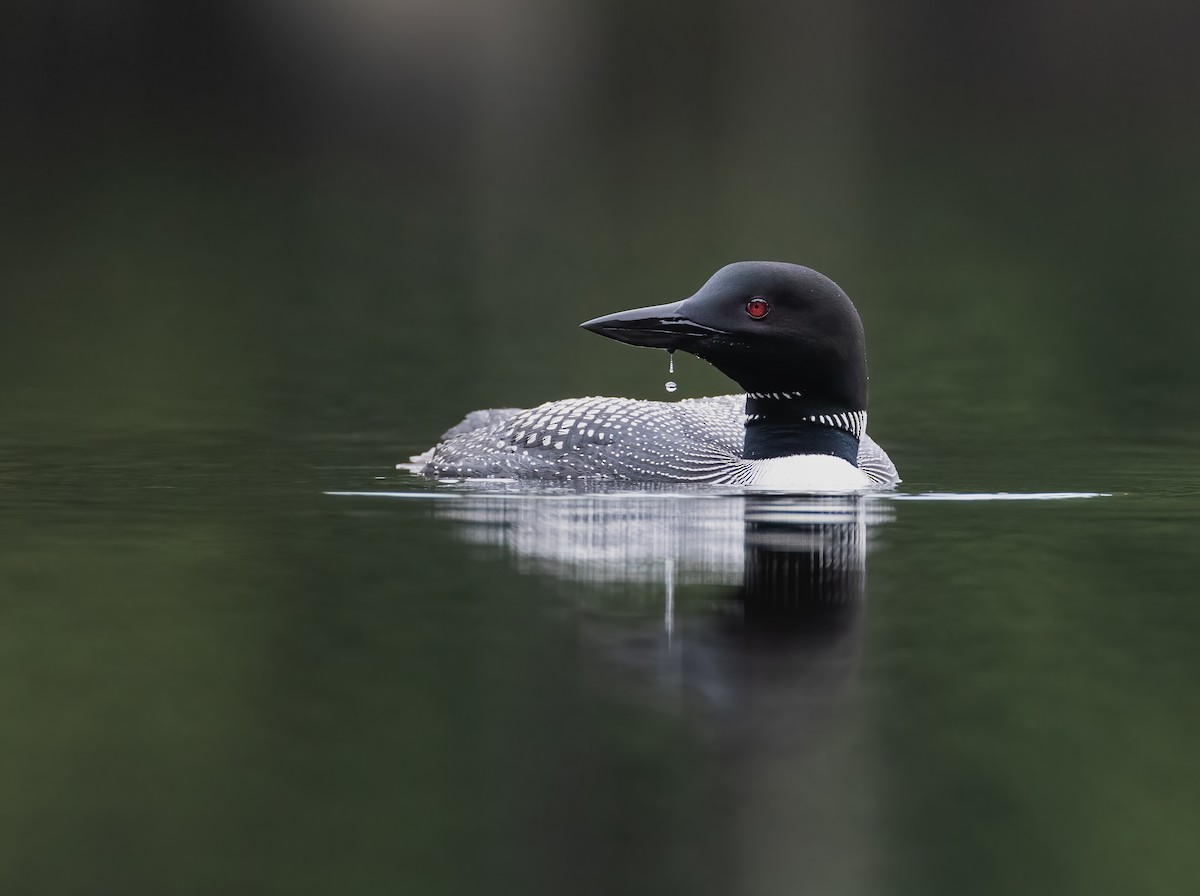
[745,454,873,491]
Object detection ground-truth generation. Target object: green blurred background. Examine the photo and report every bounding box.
[2,1,1200,894]
[5,0,1199,470]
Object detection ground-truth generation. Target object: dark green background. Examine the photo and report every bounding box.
[2,1,1199,893]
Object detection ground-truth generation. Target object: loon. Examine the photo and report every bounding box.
[412,261,899,490]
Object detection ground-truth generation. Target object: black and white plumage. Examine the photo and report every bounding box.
[413,262,901,490]
[416,395,898,486]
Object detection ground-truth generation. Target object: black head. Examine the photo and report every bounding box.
[581,261,868,412]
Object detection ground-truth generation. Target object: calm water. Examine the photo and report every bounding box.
[2,368,1198,894]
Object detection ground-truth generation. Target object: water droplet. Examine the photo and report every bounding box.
[667,350,675,374]
[665,381,678,393]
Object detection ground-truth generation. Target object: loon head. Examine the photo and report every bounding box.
[581,261,867,412]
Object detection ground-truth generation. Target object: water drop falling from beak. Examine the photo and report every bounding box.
[665,350,677,393]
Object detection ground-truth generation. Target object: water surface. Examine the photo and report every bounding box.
[3,405,1198,895]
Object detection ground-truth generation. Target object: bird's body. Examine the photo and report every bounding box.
[413,261,901,491]
[416,394,898,487]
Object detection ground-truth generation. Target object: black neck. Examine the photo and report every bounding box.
[743,396,862,464]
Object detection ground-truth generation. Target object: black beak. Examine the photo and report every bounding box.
[580,301,722,350]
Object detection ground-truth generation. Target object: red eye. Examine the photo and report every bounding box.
[745,297,771,319]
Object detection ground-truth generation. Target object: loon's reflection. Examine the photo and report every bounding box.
[439,491,745,586]
[427,488,890,889]
[436,489,892,714]
[738,497,872,629]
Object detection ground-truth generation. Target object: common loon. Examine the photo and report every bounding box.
[412,261,900,490]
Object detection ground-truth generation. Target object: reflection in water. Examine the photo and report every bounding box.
[434,489,894,892]
[434,490,892,716]
[441,492,746,586]
[740,497,873,627]
[323,487,898,890]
